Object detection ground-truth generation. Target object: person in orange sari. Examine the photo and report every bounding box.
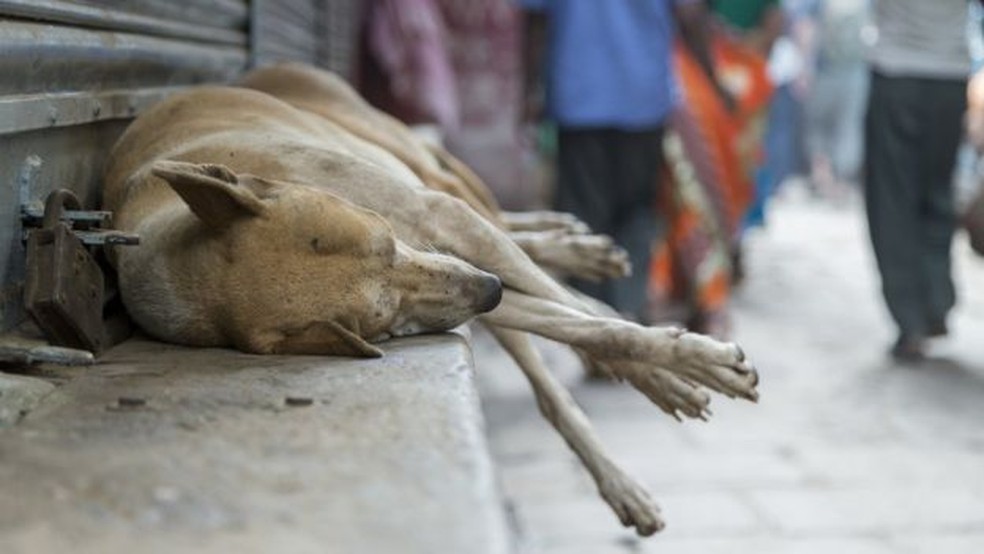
[649,3,777,336]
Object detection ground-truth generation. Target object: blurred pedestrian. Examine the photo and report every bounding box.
[864,0,973,360]
[805,0,869,197]
[519,0,731,323]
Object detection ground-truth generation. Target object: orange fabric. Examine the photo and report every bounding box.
[672,35,772,238]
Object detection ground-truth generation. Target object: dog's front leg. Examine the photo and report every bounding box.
[552,294,715,419]
[484,325,665,536]
[484,290,759,403]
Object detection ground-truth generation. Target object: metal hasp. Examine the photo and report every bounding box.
[23,190,108,353]
[20,203,140,246]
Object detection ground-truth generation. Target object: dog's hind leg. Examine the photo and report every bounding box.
[484,325,665,536]
[483,290,759,403]
[500,210,592,235]
[510,230,631,282]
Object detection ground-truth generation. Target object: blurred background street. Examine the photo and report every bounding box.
[476,184,984,554]
[4,0,984,551]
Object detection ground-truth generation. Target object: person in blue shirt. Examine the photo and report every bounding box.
[521,0,731,323]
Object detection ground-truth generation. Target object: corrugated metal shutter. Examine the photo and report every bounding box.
[322,0,362,79]
[0,0,248,331]
[252,0,324,67]
[251,0,362,78]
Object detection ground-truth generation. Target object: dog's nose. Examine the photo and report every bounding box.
[476,274,503,313]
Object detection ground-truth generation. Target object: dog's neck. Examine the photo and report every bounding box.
[116,200,229,346]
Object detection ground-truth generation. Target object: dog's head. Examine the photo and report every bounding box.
[150,160,502,357]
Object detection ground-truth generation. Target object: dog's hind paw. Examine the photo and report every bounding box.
[532,232,631,282]
[597,467,665,536]
[564,234,631,281]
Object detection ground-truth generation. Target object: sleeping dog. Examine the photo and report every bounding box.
[103,64,758,535]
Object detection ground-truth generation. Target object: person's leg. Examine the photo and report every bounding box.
[609,127,665,321]
[806,71,839,194]
[919,77,966,334]
[556,127,617,304]
[864,72,927,348]
[831,64,869,186]
[746,83,798,228]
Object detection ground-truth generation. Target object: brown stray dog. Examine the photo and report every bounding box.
[104,64,759,536]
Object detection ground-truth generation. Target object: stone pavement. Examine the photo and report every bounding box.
[475,189,984,554]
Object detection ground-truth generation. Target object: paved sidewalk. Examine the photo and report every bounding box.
[475,190,984,554]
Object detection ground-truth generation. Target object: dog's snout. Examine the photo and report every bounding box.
[476,274,503,313]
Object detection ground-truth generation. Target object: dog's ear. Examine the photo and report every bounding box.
[270,320,384,358]
[151,160,267,228]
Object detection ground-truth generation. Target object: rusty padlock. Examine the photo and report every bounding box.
[24,189,105,353]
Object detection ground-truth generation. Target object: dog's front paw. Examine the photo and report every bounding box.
[597,466,665,536]
[665,332,759,402]
[597,360,711,420]
[602,327,758,403]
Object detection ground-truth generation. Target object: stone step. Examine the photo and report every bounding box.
[0,333,512,554]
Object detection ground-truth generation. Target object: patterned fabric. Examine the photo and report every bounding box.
[649,37,773,337]
[362,0,539,208]
[680,34,773,239]
[649,108,733,336]
[364,0,460,129]
[438,0,539,209]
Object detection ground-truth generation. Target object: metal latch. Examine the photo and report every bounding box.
[20,198,138,246]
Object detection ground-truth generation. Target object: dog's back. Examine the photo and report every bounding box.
[105,86,424,232]
[238,63,503,223]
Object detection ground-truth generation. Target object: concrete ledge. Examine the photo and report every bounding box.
[0,372,55,426]
[0,333,511,554]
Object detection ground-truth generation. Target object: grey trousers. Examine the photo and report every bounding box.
[555,127,664,321]
[864,71,966,336]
